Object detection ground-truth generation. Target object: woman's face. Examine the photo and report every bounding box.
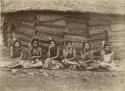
[33,41,38,47]
[50,41,55,47]
[66,42,72,49]
[104,45,110,52]
[84,43,90,50]
[15,42,20,47]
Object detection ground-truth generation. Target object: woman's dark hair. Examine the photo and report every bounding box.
[31,39,39,46]
[65,41,72,45]
[49,39,56,45]
[103,43,112,53]
[103,44,110,49]
[83,42,91,51]
[13,40,21,48]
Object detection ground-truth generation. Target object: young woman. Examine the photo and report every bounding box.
[43,40,62,69]
[100,44,118,70]
[23,39,43,68]
[6,40,24,68]
[78,42,94,69]
[62,41,79,69]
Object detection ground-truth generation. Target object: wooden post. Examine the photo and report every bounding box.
[33,15,38,39]
[86,12,90,41]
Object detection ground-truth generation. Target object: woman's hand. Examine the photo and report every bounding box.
[84,60,92,63]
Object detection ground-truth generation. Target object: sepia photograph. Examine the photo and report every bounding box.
[0,0,125,91]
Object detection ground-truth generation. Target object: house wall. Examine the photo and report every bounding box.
[109,15,125,59]
[2,12,125,59]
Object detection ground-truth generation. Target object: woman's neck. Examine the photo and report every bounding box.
[84,48,90,52]
[33,46,38,48]
[104,50,111,54]
[66,47,72,50]
[14,46,20,49]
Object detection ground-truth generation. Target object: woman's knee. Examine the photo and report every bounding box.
[45,58,51,63]
[62,59,68,64]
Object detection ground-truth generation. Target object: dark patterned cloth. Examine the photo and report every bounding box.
[31,47,41,56]
[81,50,93,61]
[50,47,58,58]
[12,47,22,58]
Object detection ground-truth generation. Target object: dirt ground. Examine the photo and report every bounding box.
[0,44,125,91]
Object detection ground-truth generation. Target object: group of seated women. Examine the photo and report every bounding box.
[6,38,118,71]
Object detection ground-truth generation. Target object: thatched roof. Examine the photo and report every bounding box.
[1,0,125,15]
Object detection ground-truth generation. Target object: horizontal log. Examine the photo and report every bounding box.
[91,41,103,49]
[108,40,125,43]
[64,39,84,43]
[67,23,87,29]
[66,29,87,35]
[66,17,87,24]
[64,32,88,36]
[36,14,51,22]
[110,16,125,24]
[89,26,106,34]
[6,14,35,22]
[37,14,65,22]
[109,40,125,44]
[64,35,87,42]
[89,14,110,21]
[88,38,106,43]
[16,34,32,42]
[111,23,125,32]
[4,18,21,24]
[36,26,64,35]
[38,18,66,26]
[36,23,66,29]
[51,19,66,26]
[109,32,125,38]
[109,43,125,47]
[16,30,33,38]
[21,21,35,27]
[88,20,109,26]
[15,25,35,36]
[20,14,35,22]
[89,33,106,40]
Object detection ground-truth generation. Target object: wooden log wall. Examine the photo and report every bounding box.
[64,15,88,49]
[5,12,125,60]
[108,15,125,59]
[35,14,66,47]
[88,14,110,51]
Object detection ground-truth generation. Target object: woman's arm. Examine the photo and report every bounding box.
[109,52,114,63]
[47,47,51,58]
[63,49,68,58]
[29,47,34,60]
[10,47,13,58]
[100,50,105,62]
[81,51,85,60]
[19,48,23,59]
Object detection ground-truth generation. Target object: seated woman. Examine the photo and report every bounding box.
[23,39,43,68]
[43,39,62,69]
[78,42,94,69]
[62,41,79,69]
[100,44,118,71]
[6,40,24,68]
